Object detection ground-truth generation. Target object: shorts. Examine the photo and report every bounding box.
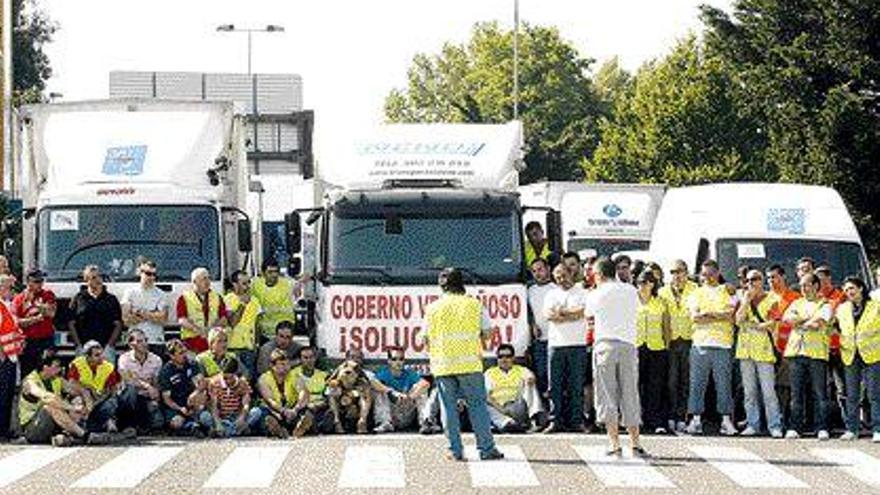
[23,407,58,444]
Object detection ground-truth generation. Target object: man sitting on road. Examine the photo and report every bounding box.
[66,340,136,437]
[288,346,336,435]
[484,344,545,433]
[117,329,165,433]
[208,358,262,437]
[197,327,243,379]
[372,346,432,433]
[159,339,212,437]
[257,349,312,438]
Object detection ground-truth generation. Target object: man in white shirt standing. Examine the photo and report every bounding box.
[542,264,588,433]
[527,257,556,398]
[585,257,644,456]
[121,260,169,357]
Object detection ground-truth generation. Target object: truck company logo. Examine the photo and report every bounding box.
[602,203,623,218]
[357,142,486,157]
[103,145,147,176]
[588,203,639,229]
[767,208,806,235]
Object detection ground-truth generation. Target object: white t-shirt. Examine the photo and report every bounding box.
[584,281,638,345]
[543,285,588,348]
[528,282,556,342]
[121,285,169,344]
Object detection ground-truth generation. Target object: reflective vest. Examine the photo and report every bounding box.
[426,294,484,376]
[636,295,667,350]
[224,292,261,350]
[252,277,295,338]
[0,302,24,358]
[485,365,526,405]
[196,351,237,378]
[659,281,698,341]
[524,241,551,267]
[735,292,779,363]
[783,297,830,360]
[258,370,299,408]
[181,290,221,340]
[19,370,63,426]
[289,366,328,406]
[836,300,880,366]
[689,285,734,348]
[70,356,114,394]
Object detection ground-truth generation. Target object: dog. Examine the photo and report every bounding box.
[327,359,373,434]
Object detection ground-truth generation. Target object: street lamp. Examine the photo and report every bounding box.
[215,24,286,75]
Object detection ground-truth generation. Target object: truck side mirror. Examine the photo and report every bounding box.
[237,219,252,252]
[546,210,562,253]
[285,212,301,255]
[289,256,302,277]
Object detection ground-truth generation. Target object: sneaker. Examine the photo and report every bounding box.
[785,429,800,440]
[839,431,857,441]
[720,419,737,436]
[685,419,703,435]
[654,426,667,435]
[479,449,505,461]
[667,420,677,432]
[446,451,464,462]
[817,430,830,441]
[51,434,73,447]
[740,426,758,437]
[292,411,314,438]
[632,445,650,458]
[265,415,289,439]
[770,428,784,439]
[419,421,434,435]
[542,421,561,434]
[374,422,395,434]
[104,419,118,433]
[675,421,687,433]
[502,421,524,434]
[872,432,880,443]
[86,432,112,445]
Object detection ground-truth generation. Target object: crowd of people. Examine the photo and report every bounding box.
[1,221,880,456]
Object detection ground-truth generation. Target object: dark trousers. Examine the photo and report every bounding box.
[639,346,669,430]
[0,358,16,439]
[531,340,549,397]
[117,384,164,431]
[548,345,586,428]
[789,357,829,432]
[86,396,120,432]
[20,338,53,379]
[844,353,880,434]
[667,339,690,422]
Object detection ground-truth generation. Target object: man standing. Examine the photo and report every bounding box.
[0,292,24,441]
[177,267,228,353]
[121,260,169,358]
[613,254,634,284]
[425,268,503,461]
[484,344,544,433]
[13,269,56,377]
[524,222,552,267]
[225,270,263,380]
[585,257,644,456]
[252,258,299,343]
[685,260,738,436]
[542,264,589,433]
[562,252,583,283]
[69,266,123,361]
[256,321,301,376]
[766,264,801,418]
[527,258,555,397]
[659,260,697,433]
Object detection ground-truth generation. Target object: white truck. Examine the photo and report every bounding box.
[286,122,531,360]
[518,181,666,258]
[17,99,254,345]
[649,183,871,286]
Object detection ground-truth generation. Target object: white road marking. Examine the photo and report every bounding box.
[0,448,80,488]
[812,448,880,487]
[203,446,291,488]
[338,445,406,488]
[573,445,676,488]
[690,445,808,488]
[71,446,184,488]
[464,444,539,487]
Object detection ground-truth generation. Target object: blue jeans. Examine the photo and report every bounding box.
[86,396,120,432]
[688,346,734,415]
[739,359,782,431]
[844,353,880,434]
[436,373,496,458]
[789,357,829,432]
[548,345,587,428]
[216,407,264,437]
[0,358,16,439]
[117,384,164,431]
[531,340,549,396]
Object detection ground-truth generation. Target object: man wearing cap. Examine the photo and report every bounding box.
[13,269,57,377]
[425,267,503,461]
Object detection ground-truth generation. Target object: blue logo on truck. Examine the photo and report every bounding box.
[767,208,806,235]
[103,145,147,176]
[602,204,623,218]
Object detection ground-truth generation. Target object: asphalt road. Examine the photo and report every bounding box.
[2,432,880,494]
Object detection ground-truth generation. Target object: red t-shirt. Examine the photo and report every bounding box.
[12,289,56,340]
[769,288,801,353]
[67,362,121,390]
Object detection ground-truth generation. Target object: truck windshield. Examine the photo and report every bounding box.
[328,211,522,284]
[38,205,220,281]
[567,238,649,258]
[716,238,867,286]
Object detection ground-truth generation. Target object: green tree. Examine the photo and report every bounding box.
[385,22,605,183]
[12,0,57,104]
[700,0,880,255]
[584,36,766,185]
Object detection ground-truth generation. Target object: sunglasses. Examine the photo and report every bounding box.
[498,354,514,359]
[747,277,763,283]
[142,271,157,277]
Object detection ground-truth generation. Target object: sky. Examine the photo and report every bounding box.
[41,0,732,161]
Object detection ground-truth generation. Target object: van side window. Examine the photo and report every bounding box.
[695,238,710,273]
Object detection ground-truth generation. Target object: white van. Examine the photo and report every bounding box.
[649,183,870,286]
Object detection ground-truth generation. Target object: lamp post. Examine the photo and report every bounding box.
[215,24,285,75]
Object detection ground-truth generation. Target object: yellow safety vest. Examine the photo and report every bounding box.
[196,351,238,378]
[252,277,295,338]
[636,295,667,350]
[19,370,63,426]
[524,241,551,267]
[70,356,114,394]
[426,294,484,376]
[783,297,830,361]
[224,292,261,350]
[258,370,299,408]
[289,366,328,407]
[735,293,779,363]
[659,281,698,341]
[689,285,735,347]
[181,290,221,340]
[485,365,525,405]
[836,300,880,366]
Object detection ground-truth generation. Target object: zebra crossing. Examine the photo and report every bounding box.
[1,437,880,493]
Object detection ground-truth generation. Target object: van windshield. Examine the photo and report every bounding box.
[716,238,867,286]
